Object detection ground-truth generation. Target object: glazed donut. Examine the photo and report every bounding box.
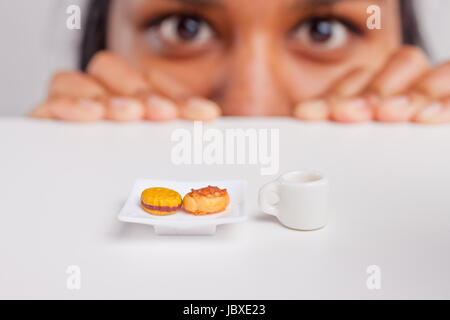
[182,186,230,215]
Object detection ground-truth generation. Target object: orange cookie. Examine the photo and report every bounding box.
[183,186,230,216]
[141,187,182,216]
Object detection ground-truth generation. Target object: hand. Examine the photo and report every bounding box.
[29,51,221,122]
[294,46,450,124]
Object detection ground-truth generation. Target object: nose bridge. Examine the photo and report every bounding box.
[220,30,290,116]
[241,31,270,96]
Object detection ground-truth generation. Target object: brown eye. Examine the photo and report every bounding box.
[155,15,214,46]
[309,19,335,43]
[173,16,203,41]
[292,18,349,50]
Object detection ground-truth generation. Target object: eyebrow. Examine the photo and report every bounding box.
[176,0,341,6]
[296,0,381,8]
[173,0,221,6]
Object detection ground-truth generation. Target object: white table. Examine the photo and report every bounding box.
[0,117,449,299]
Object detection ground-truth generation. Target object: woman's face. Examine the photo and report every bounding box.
[108,0,402,116]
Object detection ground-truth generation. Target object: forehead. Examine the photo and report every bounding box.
[127,0,383,9]
[122,0,390,23]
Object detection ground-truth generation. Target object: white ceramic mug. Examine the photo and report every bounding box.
[258,171,330,230]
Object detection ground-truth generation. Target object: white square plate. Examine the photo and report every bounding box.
[118,179,248,235]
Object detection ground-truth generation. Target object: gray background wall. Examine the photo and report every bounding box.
[0,0,449,116]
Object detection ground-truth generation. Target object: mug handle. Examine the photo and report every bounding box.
[258,181,280,217]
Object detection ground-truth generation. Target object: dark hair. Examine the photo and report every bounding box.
[80,0,111,71]
[79,0,426,70]
[400,0,425,49]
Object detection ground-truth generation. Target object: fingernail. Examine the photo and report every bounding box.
[293,99,329,121]
[181,98,222,121]
[145,95,179,121]
[381,96,409,108]
[107,97,144,121]
[420,102,442,117]
[375,95,416,122]
[78,99,104,110]
[417,102,442,118]
[109,97,144,110]
[147,95,177,109]
[413,102,450,124]
[330,97,373,123]
[75,99,105,120]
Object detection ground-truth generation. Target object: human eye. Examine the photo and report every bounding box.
[144,13,217,58]
[289,16,364,60]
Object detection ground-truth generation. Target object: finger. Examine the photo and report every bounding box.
[29,102,52,119]
[375,93,427,122]
[48,71,108,100]
[293,99,329,121]
[146,70,192,102]
[329,96,373,123]
[300,68,373,122]
[369,46,430,97]
[87,51,149,96]
[180,98,222,121]
[328,68,374,98]
[413,97,450,124]
[47,98,105,122]
[141,94,179,122]
[414,62,450,99]
[105,97,144,122]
